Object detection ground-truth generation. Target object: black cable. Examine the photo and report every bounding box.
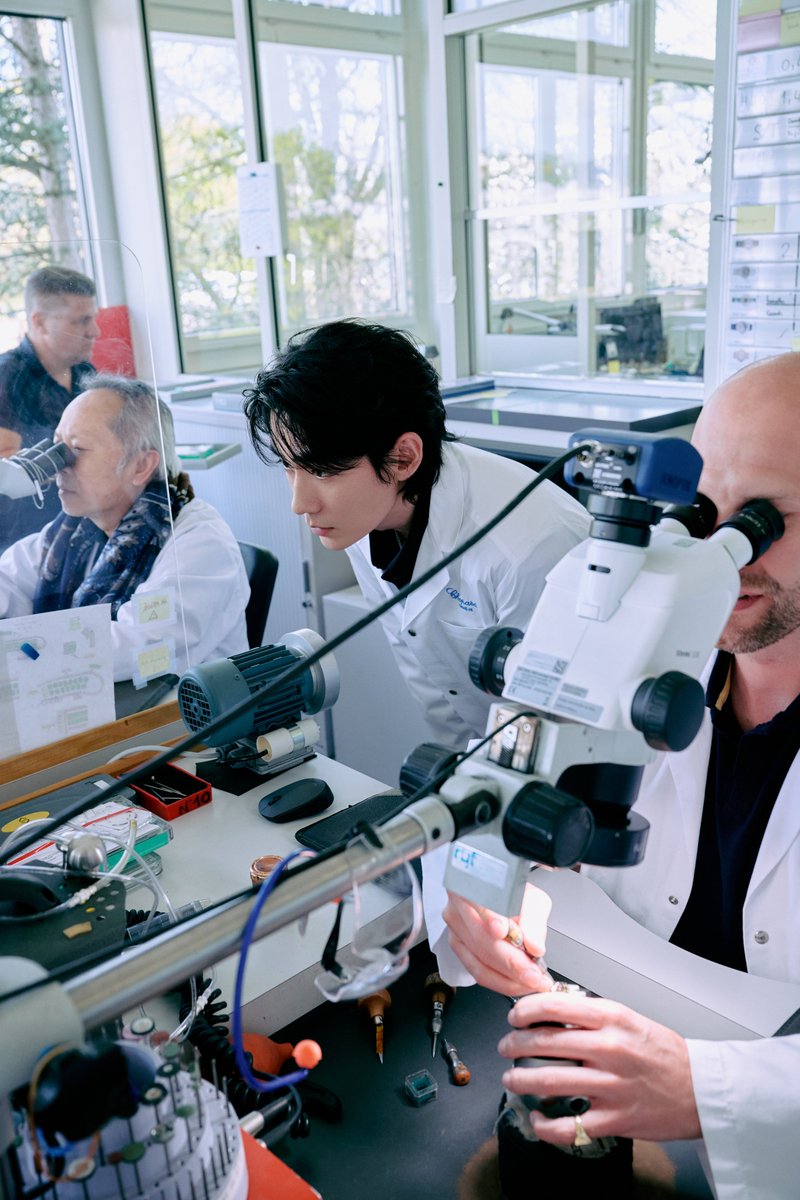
[0,441,587,868]
[0,885,256,1007]
[0,711,535,1008]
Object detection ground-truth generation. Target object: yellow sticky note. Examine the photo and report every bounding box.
[136,643,172,680]
[735,205,776,234]
[780,11,800,44]
[792,336,800,351]
[134,592,172,624]
[740,0,776,14]
[607,360,621,374]
[2,810,49,834]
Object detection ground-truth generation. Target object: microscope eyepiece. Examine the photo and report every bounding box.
[717,498,784,565]
[0,438,75,500]
[660,492,718,539]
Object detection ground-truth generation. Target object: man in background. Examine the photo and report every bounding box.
[0,265,99,548]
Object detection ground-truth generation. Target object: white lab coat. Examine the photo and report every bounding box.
[0,498,250,679]
[346,441,590,747]
[583,716,800,1200]
[425,711,800,1200]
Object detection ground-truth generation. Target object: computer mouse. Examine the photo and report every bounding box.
[258,779,334,824]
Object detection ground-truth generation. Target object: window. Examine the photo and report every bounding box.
[147,0,425,366]
[462,0,715,385]
[0,13,91,348]
[148,28,260,373]
[255,0,417,346]
[261,41,409,341]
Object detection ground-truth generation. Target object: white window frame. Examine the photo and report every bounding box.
[0,0,126,314]
[438,0,723,396]
[144,0,435,371]
[250,0,433,346]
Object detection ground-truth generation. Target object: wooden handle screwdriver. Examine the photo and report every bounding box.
[424,971,455,1058]
[358,989,391,1064]
[441,1036,470,1086]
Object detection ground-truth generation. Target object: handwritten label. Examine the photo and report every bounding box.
[135,643,172,680]
[134,592,173,625]
[735,204,776,233]
[781,11,800,47]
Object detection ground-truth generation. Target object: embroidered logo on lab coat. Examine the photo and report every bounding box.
[446,587,478,612]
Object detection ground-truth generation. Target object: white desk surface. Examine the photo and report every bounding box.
[135,750,398,1035]
[447,416,697,459]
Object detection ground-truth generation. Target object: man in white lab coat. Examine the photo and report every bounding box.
[0,374,249,680]
[243,319,590,748]
[439,352,800,1200]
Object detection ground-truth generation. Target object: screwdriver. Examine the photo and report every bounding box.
[358,989,391,1063]
[441,1037,470,1086]
[424,972,455,1058]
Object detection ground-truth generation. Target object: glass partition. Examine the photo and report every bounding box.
[0,236,250,763]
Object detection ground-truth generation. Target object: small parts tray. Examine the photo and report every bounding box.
[129,763,211,821]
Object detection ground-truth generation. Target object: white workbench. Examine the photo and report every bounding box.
[134,749,401,1035]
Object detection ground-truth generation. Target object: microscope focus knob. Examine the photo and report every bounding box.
[503,781,595,868]
[399,743,461,798]
[469,626,524,696]
[630,671,705,751]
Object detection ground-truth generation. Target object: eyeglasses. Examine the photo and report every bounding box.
[314,840,422,1003]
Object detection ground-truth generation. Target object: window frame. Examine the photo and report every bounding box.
[0,0,127,310]
[253,0,433,345]
[443,0,719,395]
[144,0,434,371]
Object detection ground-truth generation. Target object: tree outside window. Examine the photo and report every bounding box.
[0,14,89,347]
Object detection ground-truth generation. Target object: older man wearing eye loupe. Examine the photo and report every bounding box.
[0,373,249,681]
[437,352,800,1200]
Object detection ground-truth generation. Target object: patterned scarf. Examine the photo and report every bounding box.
[33,474,194,618]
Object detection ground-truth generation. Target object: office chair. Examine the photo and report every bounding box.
[237,541,279,648]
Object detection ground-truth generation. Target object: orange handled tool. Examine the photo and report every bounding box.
[358,989,392,1063]
[424,971,455,1058]
[441,1036,470,1086]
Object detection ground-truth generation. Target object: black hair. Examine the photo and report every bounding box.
[243,320,455,503]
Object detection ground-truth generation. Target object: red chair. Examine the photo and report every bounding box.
[91,304,136,376]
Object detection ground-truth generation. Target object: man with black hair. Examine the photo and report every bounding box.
[244,319,590,749]
[0,266,99,549]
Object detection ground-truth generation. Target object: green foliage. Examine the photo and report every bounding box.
[273,126,390,327]
[0,16,83,319]
[160,115,259,335]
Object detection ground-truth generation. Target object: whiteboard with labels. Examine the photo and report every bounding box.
[722,3,800,379]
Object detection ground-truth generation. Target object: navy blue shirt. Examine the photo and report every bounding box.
[369,488,432,589]
[0,336,94,551]
[670,651,800,971]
